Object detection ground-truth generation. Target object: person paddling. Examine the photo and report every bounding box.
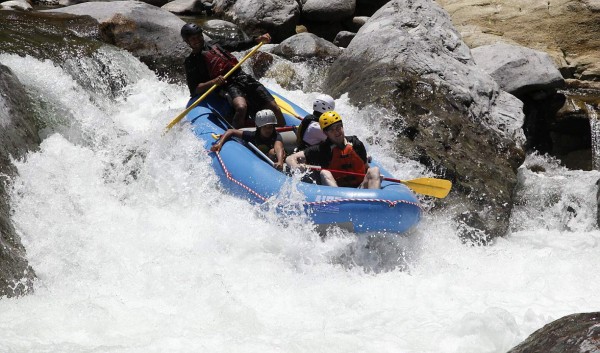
[295,94,335,150]
[181,23,285,129]
[286,111,381,189]
[211,110,286,171]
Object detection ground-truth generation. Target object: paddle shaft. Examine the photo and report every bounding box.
[212,126,294,138]
[164,41,265,132]
[308,166,394,182]
[306,166,451,198]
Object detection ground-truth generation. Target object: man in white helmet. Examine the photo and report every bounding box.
[211,110,286,170]
[295,94,335,150]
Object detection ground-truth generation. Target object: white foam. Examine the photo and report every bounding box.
[1,53,599,353]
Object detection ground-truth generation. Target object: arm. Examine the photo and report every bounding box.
[273,140,285,171]
[210,129,244,152]
[194,76,226,96]
[285,150,307,171]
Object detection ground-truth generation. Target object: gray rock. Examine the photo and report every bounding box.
[0,0,32,10]
[202,19,248,42]
[212,0,299,42]
[343,15,369,32]
[472,43,565,96]
[272,32,342,61]
[0,64,39,298]
[508,312,600,353]
[301,0,356,22]
[161,0,212,14]
[45,1,188,81]
[59,0,171,7]
[333,30,355,48]
[324,0,526,241]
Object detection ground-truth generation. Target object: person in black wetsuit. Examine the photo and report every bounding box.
[181,23,285,129]
[286,111,381,189]
[210,110,286,171]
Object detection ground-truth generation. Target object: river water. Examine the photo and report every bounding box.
[0,46,599,353]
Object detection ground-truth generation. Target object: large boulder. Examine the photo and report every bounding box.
[472,42,567,155]
[212,0,299,43]
[436,0,600,81]
[472,43,565,96]
[0,64,39,298]
[508,312,600,353]
[46,1,188,81]
[271,32,342,61]
[324,0,526,242]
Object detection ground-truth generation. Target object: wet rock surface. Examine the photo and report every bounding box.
[508,312,600,353]
[0,64,40,298]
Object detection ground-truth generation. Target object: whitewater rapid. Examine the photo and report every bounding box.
[0,48,599,353]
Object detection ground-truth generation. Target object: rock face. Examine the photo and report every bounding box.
[508,312,600,353]
[212,0,300,42]
[0,64,39,298]
[46,1,189,81]
[436,0,600,80]
[324,0,526,242]
[0,9,102,298]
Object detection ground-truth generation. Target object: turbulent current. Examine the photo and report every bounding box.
[0,47,599,353]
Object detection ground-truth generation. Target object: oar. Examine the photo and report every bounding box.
[274,95,302,119]
[164,41,265,133]
[211,126,295,139]
[211,133,275,167]
[307,166,452,198]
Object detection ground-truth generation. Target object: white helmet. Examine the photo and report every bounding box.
[313,94,335,114]
[255,109,277,128]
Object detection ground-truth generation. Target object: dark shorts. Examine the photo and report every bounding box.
[225,72,275,108]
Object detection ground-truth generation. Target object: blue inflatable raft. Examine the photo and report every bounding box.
[184,89,422,234]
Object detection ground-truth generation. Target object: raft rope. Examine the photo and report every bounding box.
[212,151,422,210]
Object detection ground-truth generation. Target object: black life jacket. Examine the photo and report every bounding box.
[202,44,239,79]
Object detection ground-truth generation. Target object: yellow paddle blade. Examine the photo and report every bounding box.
[274,95,301,119]
[399,177,452,198]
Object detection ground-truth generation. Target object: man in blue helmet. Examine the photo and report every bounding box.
[180,23,285,129]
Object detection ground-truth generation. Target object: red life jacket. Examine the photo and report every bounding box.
[202,44,239,79]
[328,140,367,187]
